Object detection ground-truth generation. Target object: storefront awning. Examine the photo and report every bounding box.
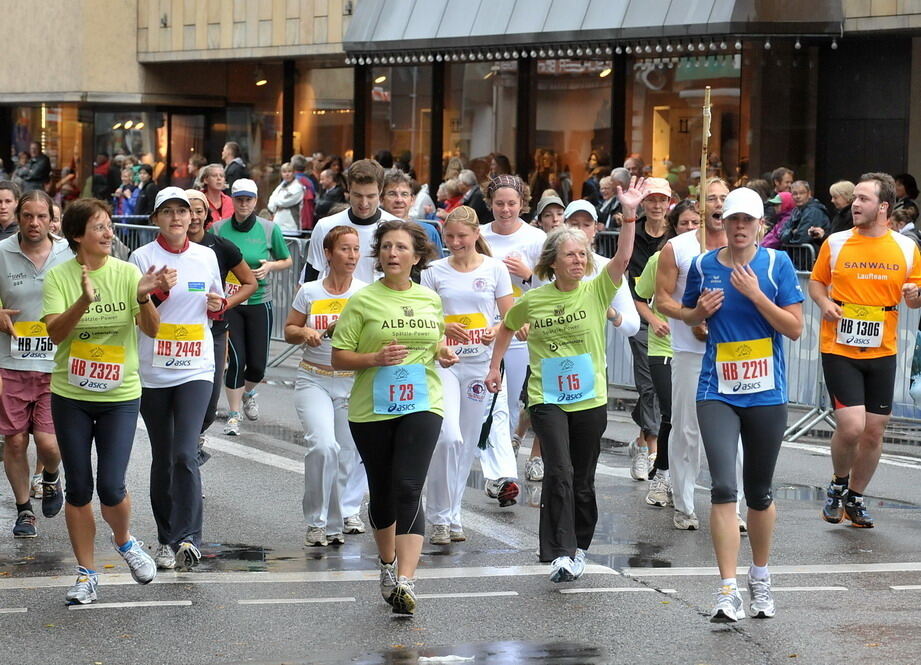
[344,0,843,60]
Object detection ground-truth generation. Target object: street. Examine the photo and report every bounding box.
[1,345,920,665]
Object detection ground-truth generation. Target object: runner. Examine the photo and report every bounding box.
[633,200,700,507]
[0,190,71,538]
[680,187,804,622]
[810,172,921,528]
[184,189,257,460]
[285,225,367,547]
[480,174,544,506]
[421,206,514,544]
[485,178,639,582]
[131,187,224,570]
[332,220,457,615]
[211,178,292,435]
[655,178,746,531]
[42,198,173,604]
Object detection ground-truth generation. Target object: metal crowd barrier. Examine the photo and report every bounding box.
[112,221,159,250]
[606,271,921,436]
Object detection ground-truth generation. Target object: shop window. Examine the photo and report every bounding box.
[95,110,168,183]
[11,104,87,196]
[370,65,432,182]
[294,65,354,166]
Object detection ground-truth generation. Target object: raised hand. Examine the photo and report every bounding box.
[615,176,648,215]
[82,264,96,303]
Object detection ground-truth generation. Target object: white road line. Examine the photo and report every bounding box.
[68,600,192,610]
[782,440,921,470]
[890,585,921,591]
[415,591,519,599]
[456,510,536,550]
[624,562,921,577]
[238,597,355,605]
[0,564,618,591]
[741,586,848,592]
[559,587,676,595]
[203,436,304,474]
[0,607,27,614]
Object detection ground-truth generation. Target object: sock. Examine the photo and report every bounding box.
[638,446,648,455]
[42,469,59,483]
[720,577,738,588]
[244,389,256,398]
[77,566,98,579]
[380,557,395,566]
[847,489,863,502]
[16,501,33,514]
[833,474,849,487]
[749,564,769,580]
[658,469,670,479]
[117,538,135,553]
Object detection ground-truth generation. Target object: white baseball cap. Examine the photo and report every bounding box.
[153,186,191,212]
[563,199,598,222]
[231,178,258,198]
[721,187,764,220]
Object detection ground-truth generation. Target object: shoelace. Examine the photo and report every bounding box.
[715,585,738,601]
[17,513,36,526]
[749,579,772,604]
[121,540,148,566]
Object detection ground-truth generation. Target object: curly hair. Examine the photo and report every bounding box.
[371,220,438,281]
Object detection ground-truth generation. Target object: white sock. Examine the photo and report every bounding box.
[655,469,670,480]
[721,577,737,588]
[749,564,769,580]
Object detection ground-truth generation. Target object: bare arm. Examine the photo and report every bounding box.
[45,296,91,345]
[485,324,516,394]
[654,242,682,319]
[808,279,841,322]
[228,260,258,309]
[283,308,321,347]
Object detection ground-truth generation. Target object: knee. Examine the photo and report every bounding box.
[66,485,94,508]
[710,481,737,505]
[174,448,198,469]
[98,484,127,507]
[304,433,339,457]
[745,489,774,511]
[3,435,28,455]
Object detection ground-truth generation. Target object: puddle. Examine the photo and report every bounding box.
[350,641,607,665]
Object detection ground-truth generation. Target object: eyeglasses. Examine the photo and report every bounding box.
[384,190,412,199]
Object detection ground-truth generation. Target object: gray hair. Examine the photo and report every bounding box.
[611,167,631,187]
[534,228,595,281]
[458,169,478,187]
[792,179,812,193]
[197,163,225,189]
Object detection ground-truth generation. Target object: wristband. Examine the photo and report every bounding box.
[137,296,150,304]
[623,217,637,224]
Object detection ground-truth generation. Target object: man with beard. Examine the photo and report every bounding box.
[810,172,921,528]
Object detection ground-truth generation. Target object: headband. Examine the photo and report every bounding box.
[487,174,523,198]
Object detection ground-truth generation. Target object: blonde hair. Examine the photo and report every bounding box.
[444,206,491,256]
[534,228,594,281]
[829,180,855,203]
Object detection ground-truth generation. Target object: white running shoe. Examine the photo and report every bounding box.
[525,457,544,482]
[175,541,201,570]
[113,536,156,584]
[65,568,98,605]
[748,574,776,618]
[511,434,522,458]
[241,391,259,421]
[549,556,575,583]
[391,576,417,615]
[571,549,586,580]
[378,558,397,604]
[430,524,451,545]
[630,445,650,481]
[327,532,345,546]
[30,473,43,498]
[645,473,672,507]
[223,413,241,436]
[710,585,745,623]
[673,510,699,530]
[450,528,466,542]
[343,514,366,534]
[304,526,327,547]
[154,543,176,569]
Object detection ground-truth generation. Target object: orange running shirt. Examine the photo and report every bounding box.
[811,229,921,359]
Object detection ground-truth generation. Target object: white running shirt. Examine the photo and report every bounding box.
[306,208,400,284]
[291,277,368,367]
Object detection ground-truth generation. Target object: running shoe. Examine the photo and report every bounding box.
[710,585,745,623]
[30,473,43,498]
[175,541,202,570]
[112,536,157,584]
[41,477,64,518]
[429,524,451,545]
[748,574,776,618]
[223,413,241,436]
[485,478,519,506]
[844,496,875,528]
[525,457,544,482]
[571,549,586,580]
[673,510,699,530]
[197,435,211,466]
[379,558,397,604]
[630,445,650,481]
[645,473,672,507]
[242,391,259,421]
[65,568,98,606]
[822,481,847,524]
[511,434,522,458]
[391,576,417,615]
[343,514,366,534]
[327,532,345,546]
[549,556,575,583]
[12,510,37,538]
[154,543,176,570]
[304,526,328,546]
[450,528,466,542]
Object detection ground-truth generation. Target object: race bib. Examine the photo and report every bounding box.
[225,271,241,298]
[444,312,489,358]
[511,284,524,299]
[67,340,125,392]
[541,353,596,405]
[716,337,775,395]
[12,321,55,362]
[310,298,348,333]
[836,303,884,348]
[153,323,206,369]
[372,364,430,415]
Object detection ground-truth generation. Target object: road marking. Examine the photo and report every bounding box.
[415,591,519,599]
[624,562,921,577]
[890,585,921,591]
[741,586,848,592]
[68,600,192,610]
[0,607,27,614]
[782,440,921,470]
[559,587,676,595]
[203,436,304,474]
[0,564,618,591]
[238,597,355,605]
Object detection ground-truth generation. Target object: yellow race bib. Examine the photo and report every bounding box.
[12,321,55,361]
[715,337,774,395]
[68,340,126,392]
[153,323,206,369]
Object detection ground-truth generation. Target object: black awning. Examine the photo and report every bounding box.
[344,0,843,57]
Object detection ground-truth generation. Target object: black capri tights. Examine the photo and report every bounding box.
[51,394,140,507]
[349,411,443,536]
[225,302,273,389]
[697,400,786,510]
